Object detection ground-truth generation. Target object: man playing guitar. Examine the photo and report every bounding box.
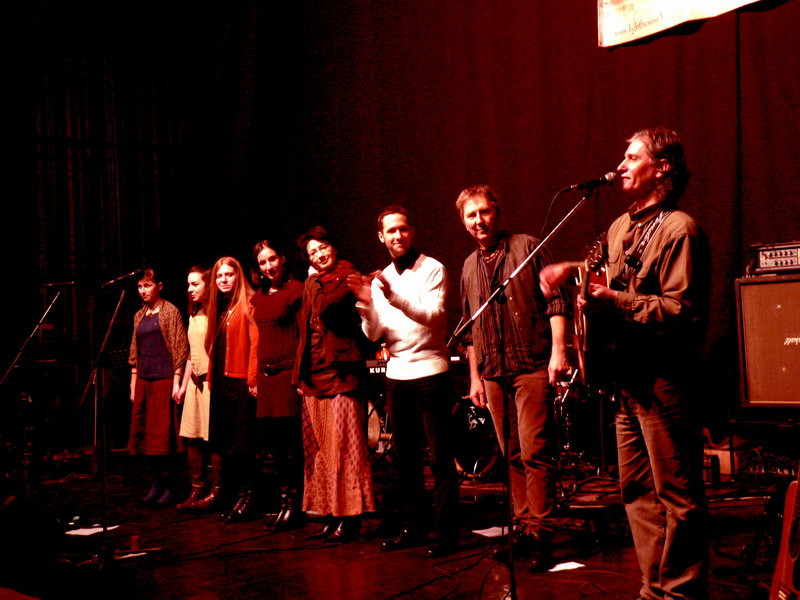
[541,128,711,600]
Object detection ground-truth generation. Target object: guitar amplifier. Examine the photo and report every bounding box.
[750,241,800,274]
[736,274,800,407]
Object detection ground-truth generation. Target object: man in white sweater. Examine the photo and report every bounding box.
[347,205,459,558]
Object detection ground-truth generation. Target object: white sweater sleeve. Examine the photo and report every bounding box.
[385,262,446,326]
[356,289,385,342]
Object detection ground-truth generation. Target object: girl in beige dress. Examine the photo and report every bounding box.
[175,266,212,509]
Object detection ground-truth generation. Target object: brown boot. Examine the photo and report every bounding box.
[189,485,224,511]
[176,483,206,511]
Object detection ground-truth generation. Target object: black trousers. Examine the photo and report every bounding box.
[385,372,459,539]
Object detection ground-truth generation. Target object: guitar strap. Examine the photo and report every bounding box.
[610,210,672,292]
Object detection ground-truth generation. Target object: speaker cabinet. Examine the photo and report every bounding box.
[736,275,800,407]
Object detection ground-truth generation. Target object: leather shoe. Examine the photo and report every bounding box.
[271,495,306,532]
[189,485,224,512]
[324,517,361,544]
[306,519,338,540]
[176,484,206,511]
[491,537,527,562]
[226,489,255,523]
[528,547,556,572]
[264,508,285,531]
[492,530,543,562]
[527,533,555,572]
[266,494,288,530]
[380,528,426,552]
[425,538,458,559]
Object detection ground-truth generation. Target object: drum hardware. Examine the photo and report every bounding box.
[452,398,501,480]
[367,401,393,461]
[554,370,581,455]
[554,374,599,503]
[552,370,619,509]
[364,393,502,480]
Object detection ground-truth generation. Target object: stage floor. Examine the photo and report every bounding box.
[0,450,780,600]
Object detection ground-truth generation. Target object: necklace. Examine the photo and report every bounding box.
[481,246,501,263]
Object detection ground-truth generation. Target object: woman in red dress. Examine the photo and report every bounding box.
[250,240,305,530]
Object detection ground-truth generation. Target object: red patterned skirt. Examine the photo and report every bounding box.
[301,393,376,517]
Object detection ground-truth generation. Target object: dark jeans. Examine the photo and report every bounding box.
[385,372,459,539]
[616,375,709,600]
[484,369,555,535]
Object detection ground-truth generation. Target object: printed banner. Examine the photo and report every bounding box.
[598,0,761,47]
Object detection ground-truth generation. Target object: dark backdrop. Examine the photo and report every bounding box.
[4,0,800,431]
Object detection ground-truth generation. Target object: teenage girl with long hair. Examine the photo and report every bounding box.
[194,257,259,521]
[174,265,212,510]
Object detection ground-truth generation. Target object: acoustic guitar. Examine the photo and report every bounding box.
[771,469,800,600]
[572,235,615,387]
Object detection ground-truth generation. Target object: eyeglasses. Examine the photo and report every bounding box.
[308,243,331,259]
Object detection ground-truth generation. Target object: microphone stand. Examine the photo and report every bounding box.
[0,290,63,386]
[79,283,130,568]
[448,187,600,599]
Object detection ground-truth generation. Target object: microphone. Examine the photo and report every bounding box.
[561,171,619,192]
[42,281,76,287]
[101,269,142,289]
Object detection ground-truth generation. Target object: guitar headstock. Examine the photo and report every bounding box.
[584,233,608,274]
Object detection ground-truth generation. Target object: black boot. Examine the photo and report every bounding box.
[226,489,255,523]
[274,493,306,531]
[265,494,288,531]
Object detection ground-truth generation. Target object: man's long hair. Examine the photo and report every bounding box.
[629,127,690,206]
